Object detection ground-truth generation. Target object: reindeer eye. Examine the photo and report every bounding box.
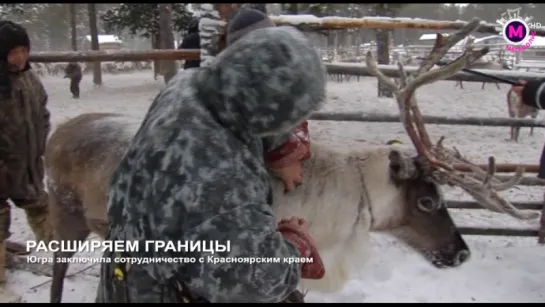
[417,196,436,212]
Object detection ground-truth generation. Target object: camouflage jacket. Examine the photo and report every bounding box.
[103,27,326,302]
[0,69,50,200]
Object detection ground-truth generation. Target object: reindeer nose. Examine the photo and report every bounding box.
[455,250,470,264]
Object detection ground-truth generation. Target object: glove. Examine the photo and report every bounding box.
[278,220,325,279]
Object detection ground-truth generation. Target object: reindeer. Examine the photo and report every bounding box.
[44,20,537,303]
[46,113,468,302]
[46,115,532,302]
[507,87,539,142]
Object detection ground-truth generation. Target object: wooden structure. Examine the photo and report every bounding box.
[29,49,200,63]
[325,63,544,82]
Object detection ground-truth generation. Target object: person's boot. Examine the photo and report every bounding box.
[0,206,22,303]
[0,240,22,303]
[25,206,53,244]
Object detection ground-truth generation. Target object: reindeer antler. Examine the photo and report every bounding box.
[365,18,538,220]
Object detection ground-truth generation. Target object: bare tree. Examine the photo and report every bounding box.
[88,3,102,86]
[68,3,77,51]
[158,3,177,84]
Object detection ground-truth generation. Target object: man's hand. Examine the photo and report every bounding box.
[271,162,303,193]
[277,217,325,279]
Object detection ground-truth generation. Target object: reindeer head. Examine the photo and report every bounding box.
[366,18,539,221]
[386,148,469,268]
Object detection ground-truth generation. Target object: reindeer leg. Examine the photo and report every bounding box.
[495,82,500,90]
[481,82,486,89]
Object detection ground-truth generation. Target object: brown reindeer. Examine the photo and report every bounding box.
[45,112,478,302]
[507,88,539,142]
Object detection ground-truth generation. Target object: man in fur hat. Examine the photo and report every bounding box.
[0,20,53,303]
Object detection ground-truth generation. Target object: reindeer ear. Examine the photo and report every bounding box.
[388,149,419,181]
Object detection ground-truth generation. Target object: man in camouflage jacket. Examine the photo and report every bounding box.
[96,26,326,303]
[0,20,52,303]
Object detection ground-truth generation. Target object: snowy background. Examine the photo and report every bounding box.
[5,72,545,303]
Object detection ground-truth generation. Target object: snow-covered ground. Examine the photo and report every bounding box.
[5,72,545,303]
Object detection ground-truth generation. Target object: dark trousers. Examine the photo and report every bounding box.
[70,76,82,99]
[0,194,48,241]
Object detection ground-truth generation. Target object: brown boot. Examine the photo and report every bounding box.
[25,206,53,244]
[0,241,22,303]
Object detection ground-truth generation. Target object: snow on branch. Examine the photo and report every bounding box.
[269,15,545,37]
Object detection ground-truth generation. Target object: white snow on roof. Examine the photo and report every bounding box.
[419,33,450,40]
[85,35,122,44]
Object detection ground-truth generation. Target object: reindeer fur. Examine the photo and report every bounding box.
[46,113,468,300]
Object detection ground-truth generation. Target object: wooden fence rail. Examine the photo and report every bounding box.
[457,227,538,237]
[310,112,545,128]
[325,63,544,82]
[447,201,542,210]
[29,49,200,63]
[446,202,541,237]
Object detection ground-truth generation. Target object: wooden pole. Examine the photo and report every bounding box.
[455,165,541,175]
[68,4,77,51]
[447,200,542,210]
[457,227,538,237]
[158,3,177,84]
[325,63,544,83]
[268,15,545,37]
[309,112,545,128]
[87,3,102,86]
[28,49,200,63]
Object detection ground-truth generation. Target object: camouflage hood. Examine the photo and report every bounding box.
[192,26,326,137]
[104,26,325,303]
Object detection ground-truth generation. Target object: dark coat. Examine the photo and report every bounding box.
[0,69,50,200]
[64,62,82,80]
[179,18,201,70]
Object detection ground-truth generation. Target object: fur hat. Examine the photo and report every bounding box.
[0,20,30,62]
[226,8,276,46]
